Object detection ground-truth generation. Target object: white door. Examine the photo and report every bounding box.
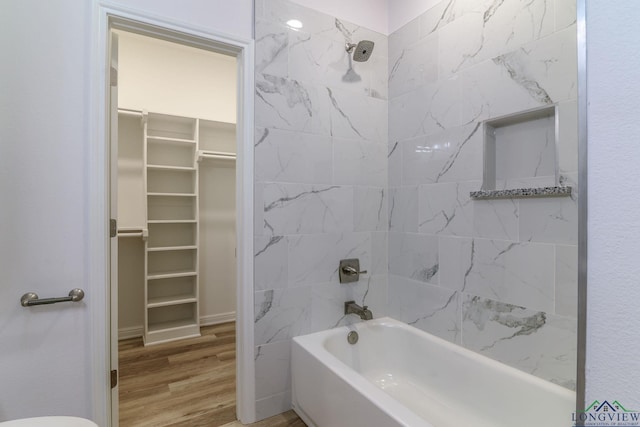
[109,30,120,427]
[0,2,95,421]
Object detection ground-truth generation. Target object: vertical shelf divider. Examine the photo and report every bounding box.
[143,112,201,346]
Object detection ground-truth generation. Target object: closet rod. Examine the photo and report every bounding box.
[197,150,236,162]
[118,108,143,117]
[117,228,148,239]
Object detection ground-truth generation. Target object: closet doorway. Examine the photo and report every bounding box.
[110,27,242,426]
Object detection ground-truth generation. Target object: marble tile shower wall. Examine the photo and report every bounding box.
[387,0,578,390]
[253,0,388,418]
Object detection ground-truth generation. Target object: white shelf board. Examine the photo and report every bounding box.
[147,164,196,171]
[147,220,197,224]
[147,295,197,308]
[147,245,197,252]
[146,135,196,144]
[147,270,198,280]
[147,192,197,197]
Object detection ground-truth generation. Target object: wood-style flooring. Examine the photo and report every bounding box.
[119,323,305,427]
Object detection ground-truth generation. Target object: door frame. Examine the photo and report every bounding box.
[89,3,256,425]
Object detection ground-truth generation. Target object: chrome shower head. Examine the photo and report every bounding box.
[345,40,375,62]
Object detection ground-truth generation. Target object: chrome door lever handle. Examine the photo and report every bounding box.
[21,288,85,307]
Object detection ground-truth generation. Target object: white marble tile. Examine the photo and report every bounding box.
[388,140,403,188]
[254,287,312,345]
[255,391,292,421]
[255,20,289,78]
[388,186,418,232]
[555,0,577,31]
[389,33,439,97]
[290,25,387,96]
[389,16,420,60]
[389,88,427,142]
[327,88,387,143]
[262,183,353,235]
[353,187,387,232]
[418,182,474,237]
[311,275,388,331]
[389,77,462,142]
[255,127,332,184]
[438,236,474,290]
[388,275,460,344]
[462,294,576,389]
[461,59,543,124]
[557,99,578,174]
[555,244,578,318]
[289,31,371,97]
[459,238,556,312]
[333,137,387,187]
[338,20,388,55]
[264,0,387,51]
[461,26,577,123]
[388,232,439,284]
[447,0,498,22]
[498,25,577,103]
[402,123,483,185]
[438,0,555,77]
[255,74,331,135]
[371,231,388,275]
[473,198,520,241]
[369,55,389,100]
[518,193,578,244]
[255,340,292,399]
[419,0,458,38]
[255,182,266,236]
[287,232,371,286]
[437,12,484,76]
[255,235,288,291]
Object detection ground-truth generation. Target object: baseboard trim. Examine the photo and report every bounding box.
[118,312,236,340]
[118,325,144,341]
[200,312,236,326]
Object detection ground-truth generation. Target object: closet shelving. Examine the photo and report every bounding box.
[143,112,201,345]
[116,108,237,345]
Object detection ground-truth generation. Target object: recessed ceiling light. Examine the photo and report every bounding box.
[286,19,303,30]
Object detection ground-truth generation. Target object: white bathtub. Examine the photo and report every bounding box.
[292,317,574,427]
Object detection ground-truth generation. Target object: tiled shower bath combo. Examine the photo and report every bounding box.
[253,0,577,420]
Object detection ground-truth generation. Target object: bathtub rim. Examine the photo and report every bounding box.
[292,316,575,426]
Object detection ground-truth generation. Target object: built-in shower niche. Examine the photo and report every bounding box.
[471,106,572,199]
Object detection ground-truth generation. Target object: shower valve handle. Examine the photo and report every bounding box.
[341,265,367,276]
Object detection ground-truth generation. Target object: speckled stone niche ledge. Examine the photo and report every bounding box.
[470,186,573,200]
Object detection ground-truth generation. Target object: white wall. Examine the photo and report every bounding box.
[586,0,640,408]
[199,162,237,322]
[0,0,252,423]
[108,0,253,40]
[117,30,237,123]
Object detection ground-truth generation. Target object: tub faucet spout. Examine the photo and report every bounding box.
[344,301,373,320]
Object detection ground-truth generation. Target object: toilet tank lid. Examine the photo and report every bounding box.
[0,417,98,427]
